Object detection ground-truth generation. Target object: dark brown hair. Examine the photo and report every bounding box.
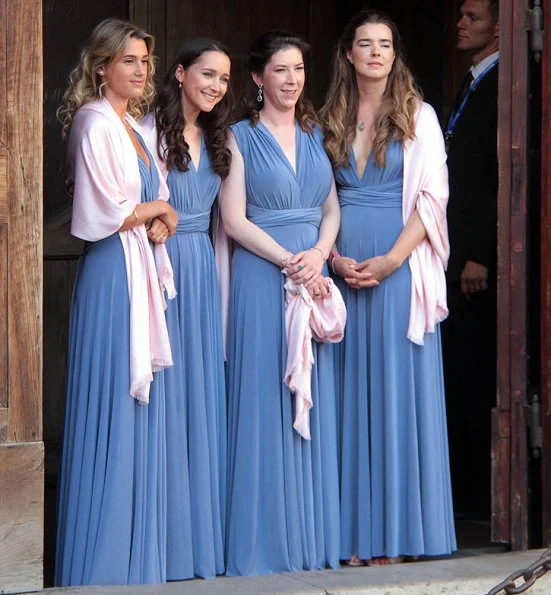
[238,30,317,132]
[155,38,232,178]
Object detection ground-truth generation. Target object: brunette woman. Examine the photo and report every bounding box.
[219,31,341,576]
[321,10,456,566]
[143,38,232,580]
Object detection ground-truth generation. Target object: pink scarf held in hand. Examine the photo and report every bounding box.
[284,276,346,440]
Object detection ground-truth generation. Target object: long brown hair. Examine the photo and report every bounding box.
[155,38,233,179]
[320,10,422,168]
[58,18,155,138]
[238,31,317,132]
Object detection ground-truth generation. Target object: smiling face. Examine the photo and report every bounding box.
[253,46,305,113]
[456,0,499,64]
[101,37,149,108]
[176,50,231,118]
[347,22,395,84]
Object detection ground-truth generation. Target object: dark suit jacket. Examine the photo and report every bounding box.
[446,65,498,282]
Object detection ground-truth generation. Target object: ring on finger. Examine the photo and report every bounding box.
[297,264,304,271]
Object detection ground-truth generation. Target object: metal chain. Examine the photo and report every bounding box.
[486,549,551,594]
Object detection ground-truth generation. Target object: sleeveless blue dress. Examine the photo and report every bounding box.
[150,137,226,580]
[56,144,168,585]
[224,120,340,576]
[336,142,456,560]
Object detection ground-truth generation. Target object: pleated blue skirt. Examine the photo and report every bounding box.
[55,233,167,585]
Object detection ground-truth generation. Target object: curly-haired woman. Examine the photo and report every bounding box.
[55,18,178,586]
[142,38,232,580]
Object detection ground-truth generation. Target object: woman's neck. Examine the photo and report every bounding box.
[103,92,129,120]
[356,78,386,112]
[259,104,295,128]
[182,100,200,130]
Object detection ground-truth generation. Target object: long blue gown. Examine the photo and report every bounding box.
[224,120,340,577]
[153,137,226,580]
[336,142,456,561]
[56,145,168,585]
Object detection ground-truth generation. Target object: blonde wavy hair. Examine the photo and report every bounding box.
[320,10,422,168]
[58,18,156,138]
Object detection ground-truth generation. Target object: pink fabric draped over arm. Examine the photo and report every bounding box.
[402,102,450,345]
[284,277,346,440]
[69,98,175,403]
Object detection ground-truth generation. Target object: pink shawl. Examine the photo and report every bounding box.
[284,277,346,440]
[68,98,176,403]
[403,102,450,344]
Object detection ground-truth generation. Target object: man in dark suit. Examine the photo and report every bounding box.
[443,0,499,519]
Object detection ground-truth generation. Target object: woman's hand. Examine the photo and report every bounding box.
[288,248,325,285]
[332,255,358,278]
[345,253,400,288]
[157,202,178,237]
[147,218,169,244]
[304,275,331,300]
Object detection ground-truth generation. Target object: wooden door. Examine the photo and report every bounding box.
[492,0,530,549]
[0,0,44,592]
[541,0,551,548]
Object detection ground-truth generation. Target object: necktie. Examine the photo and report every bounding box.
[453,70,474,113]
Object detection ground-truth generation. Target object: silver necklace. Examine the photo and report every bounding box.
[358,121,366,132]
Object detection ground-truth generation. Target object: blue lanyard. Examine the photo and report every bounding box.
[445,59,498,143]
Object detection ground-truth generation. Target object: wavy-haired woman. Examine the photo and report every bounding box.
[219,31,341,575]
[55,18,178,585]
[141,38,232,580]
[321,10,456,565]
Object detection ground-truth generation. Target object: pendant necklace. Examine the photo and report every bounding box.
[358,121,366,132]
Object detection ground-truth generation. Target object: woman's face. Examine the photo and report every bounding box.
[347,23,395,83]
[254,46,305,112]
[101,37,149,104]
[176,50,231,116]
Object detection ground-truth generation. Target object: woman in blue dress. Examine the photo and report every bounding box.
[219,31,341,576]
[55,19,178,585]
[321,10,456,566]
[144,39,232,580]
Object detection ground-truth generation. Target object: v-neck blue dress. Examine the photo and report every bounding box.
[56,144,168,586]
[335,142,456,561]
[224,119,340,576]
[149,136,226,580]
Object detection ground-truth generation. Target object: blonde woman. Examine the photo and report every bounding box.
[55,18,177,585]
[321,10,456,566]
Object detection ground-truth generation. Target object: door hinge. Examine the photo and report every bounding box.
[527,392,543,458]
[527,1,544,63]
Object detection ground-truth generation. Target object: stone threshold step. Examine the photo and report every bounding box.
[35,549,551,595]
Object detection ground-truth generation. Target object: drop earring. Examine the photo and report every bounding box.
[256,84,263,103]
[178,82,182,89]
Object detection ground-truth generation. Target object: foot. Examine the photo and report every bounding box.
[366,556,405,566]
[345,555,366,567]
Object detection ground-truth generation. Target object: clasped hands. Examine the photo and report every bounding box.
[146,206,178,245]
[286,248,330,300]
[332,253,401,288]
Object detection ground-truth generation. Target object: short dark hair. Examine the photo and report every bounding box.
[489,0,499,22]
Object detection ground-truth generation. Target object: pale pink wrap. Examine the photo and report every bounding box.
[284,277,346,440]
[403,102,450,344]
[68,98,176,403]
